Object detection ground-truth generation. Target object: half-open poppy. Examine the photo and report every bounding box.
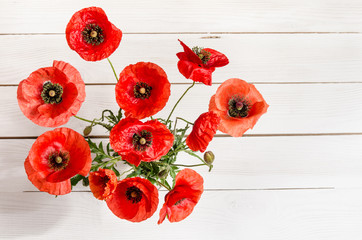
[17,60,85,127]
[89,168,118,200]
[177,40,229,86]
[115,62,171,119]
[110,118,174,167]
[158,168,204,224]
[106,177,159,222]
[66,7,122,61]
[186,111,220,152]
[24,128,92,195]
[209,78,269,137]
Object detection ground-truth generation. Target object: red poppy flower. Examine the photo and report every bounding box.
[158,169,204,224]
[106,177,158,222]
[17,60,86,127]
[115,62,171,119]
[24,128,92,195]
[89,169,118,200]
[186,112,220,152]
[66,7,122,61]
[177,39,229,86]
[110,118,174,167]
[209,78,269,137]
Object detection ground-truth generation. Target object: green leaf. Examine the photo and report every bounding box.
[70,174,84,187]
[82,177,89,187]
[111,166,120,177]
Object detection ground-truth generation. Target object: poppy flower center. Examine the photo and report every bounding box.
[82,23,105,46]
[126,186,143,204]
[41,82,63,104]
[48,151,70,171]
[132,130,152,151]
[228,96,251,118]
[192,46,211,65]
[134,82,152,99]
[101,175,110,188]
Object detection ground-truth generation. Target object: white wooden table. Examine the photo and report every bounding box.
[1,1,362,239]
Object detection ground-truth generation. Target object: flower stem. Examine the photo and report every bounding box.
[74,115,93,123]
[177,117,194,125]
[156,180,172,191]
[107,58,119,82]
[171,163,206,167]
[166,82,195,124]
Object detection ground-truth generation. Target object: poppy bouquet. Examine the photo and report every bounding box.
[18,7,269,223]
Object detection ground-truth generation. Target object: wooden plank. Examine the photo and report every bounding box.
[1,0,362,33]
[2,83,362,137]
[2,135,362,192]
[1,34,362,85]
[1,190,362,239]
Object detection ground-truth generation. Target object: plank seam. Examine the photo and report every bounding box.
[3,133,362,140]
[0,32,361,36]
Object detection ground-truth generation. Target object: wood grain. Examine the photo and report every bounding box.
[1,34,362,85]
[3,83,362,137]
[1,190,362,239]
[3,135,362,192]
[1,0,362,33]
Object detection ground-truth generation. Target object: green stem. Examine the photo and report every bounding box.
[177,117,194,125]
[74,115,93,124]
[166,82,195,123]
[119,168,134,177]
[171,163,206,167]
[173,117,193,135]
[107,58,119,82]
[156,180,172,191]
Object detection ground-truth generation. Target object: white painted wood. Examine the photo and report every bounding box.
[2,83,362,137]
[1,190,362,239]
[1,0,362,33]
[2,135,362,192]
[1,34,362,84]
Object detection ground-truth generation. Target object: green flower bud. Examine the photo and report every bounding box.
[158,169,168,179]
[203,151,215,165]
[83,126,92,136]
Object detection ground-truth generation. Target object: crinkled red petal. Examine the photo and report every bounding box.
[209,78,269,137]
[25,128,92,195]
[89,169,118,200]
[17,61,85,127]
[115,62,170,119]
[106,177,158,222]
[66,7,122,61]
[186,112,220,152]
[110,118,174,167]
[158,169,203,224]
[203,48,229,68]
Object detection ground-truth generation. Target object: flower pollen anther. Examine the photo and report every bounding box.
[126,186,143,204]
[41,82,63,104]
[228,96,251,118]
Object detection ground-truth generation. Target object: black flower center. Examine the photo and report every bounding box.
[126,186,143,204]
[134,82,152,99]
[48,151,70,171]
[82,23,105,46]
[41,81,63,104]
[228,96,251,118]
[132,130,152,151]
[101,175,110,188]
[192,46,211,65]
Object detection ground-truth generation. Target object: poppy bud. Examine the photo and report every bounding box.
[203,151,215,165]
[158,169,168,179]
[83,126,92,136]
